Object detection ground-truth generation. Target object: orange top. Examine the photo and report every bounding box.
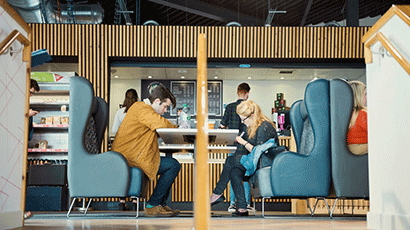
[347,110,368,145]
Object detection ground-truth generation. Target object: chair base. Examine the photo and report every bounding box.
[259,197,332,218]
[307,197,331,217]
[67,197,142,218]
[308,197,358,218]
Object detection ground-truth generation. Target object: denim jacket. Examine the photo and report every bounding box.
[240,138,277,176]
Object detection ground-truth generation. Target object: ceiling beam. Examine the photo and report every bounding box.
[300,0,314,26]
[346,0,359,26]
[148,0,264,25]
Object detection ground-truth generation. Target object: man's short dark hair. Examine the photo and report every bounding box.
[30,79,40,92]
[148,84,176,109]
[237,83,250,93]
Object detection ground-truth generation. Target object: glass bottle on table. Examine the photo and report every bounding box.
[179,104,191,129]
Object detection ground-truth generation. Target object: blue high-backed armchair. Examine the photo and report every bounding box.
[67,76,143,217]
[250,79,331,217]
[329,78,369,217]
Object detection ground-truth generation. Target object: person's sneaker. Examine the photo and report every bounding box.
[228,204,236,213]
[144,205,174,217]
[162,205,180,216]
[118,202,128,211]
[247,205,256,215]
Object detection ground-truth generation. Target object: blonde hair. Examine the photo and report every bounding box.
[237,100,275,138]
[349,81,367,127]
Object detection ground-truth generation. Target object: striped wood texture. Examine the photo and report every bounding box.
[30,24,370,100]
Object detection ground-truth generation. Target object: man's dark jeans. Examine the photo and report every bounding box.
[147,156,181,206]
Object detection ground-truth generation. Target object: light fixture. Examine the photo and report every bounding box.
[181,76,185,79]
[214,76,218,79]
[280,77,285,80]
[247,77,252,79]
[279,70,293,74]
[114,75,119,78]
[148,76,152,79]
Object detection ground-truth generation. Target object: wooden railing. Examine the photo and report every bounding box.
[0,30,31,62]
[363,5,410,75]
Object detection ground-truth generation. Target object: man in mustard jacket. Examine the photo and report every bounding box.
[112,84,180,217]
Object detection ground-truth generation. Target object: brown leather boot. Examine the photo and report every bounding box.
[143,205,174,217]
[162,205,180,216]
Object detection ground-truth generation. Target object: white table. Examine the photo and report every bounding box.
[157,128,238,153]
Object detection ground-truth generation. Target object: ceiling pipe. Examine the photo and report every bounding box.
[143,20,159,26]
[226,21,241,27]
[7,0,104,24]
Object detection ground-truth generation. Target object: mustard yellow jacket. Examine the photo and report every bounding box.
[111,102,177,180]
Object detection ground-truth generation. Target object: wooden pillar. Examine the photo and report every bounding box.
[194,33,209,230]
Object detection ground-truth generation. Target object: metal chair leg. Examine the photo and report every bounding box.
[330,198,339,218]
[262,197,266,218]
[83,198,93,216]
[135,197,139,218]
[130,196,140,218]
[306,198,313,215]
[308,197,331,216]
[67,198,77,218]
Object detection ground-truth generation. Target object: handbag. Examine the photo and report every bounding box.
[256,145,289,169]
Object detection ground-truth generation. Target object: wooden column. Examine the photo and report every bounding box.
[194,33,209,230]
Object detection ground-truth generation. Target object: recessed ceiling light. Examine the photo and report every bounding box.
[181,76,185,79]
[279,71,293,74]
[280,77,285,80]
[214,76,218,79]
[313,77,318,80]
[114,75,119,78]
[247,77,252,79]
[148,76,152,78]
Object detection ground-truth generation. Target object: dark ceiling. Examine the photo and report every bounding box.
[80,0,409,26]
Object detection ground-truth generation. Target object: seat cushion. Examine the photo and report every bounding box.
[127,167,143,197]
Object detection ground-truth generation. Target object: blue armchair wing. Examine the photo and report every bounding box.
[250,79,331,218]
[68,76,130,198]
[330,78,369,198]
[270,79,331,197]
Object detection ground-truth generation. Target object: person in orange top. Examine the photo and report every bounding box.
[111,84,180,217]
[347,81,368,155]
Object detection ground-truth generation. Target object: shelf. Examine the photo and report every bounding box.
[33,124,69,128]
[30,96,69,105]
[28,149,68,152]
[27,155,68,161]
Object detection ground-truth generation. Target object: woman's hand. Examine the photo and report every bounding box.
[235,136,246,146]
[28,109,38,117]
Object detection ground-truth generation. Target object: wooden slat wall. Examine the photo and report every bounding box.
[30,24,369,93]
[30,24,370,71]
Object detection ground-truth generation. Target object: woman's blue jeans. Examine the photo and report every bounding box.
[213,154,248,210]
[147,156,181,207]
[228,152,251,206]
[230,181,251,206]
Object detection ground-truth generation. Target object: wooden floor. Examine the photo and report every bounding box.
[15,211,369,230]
